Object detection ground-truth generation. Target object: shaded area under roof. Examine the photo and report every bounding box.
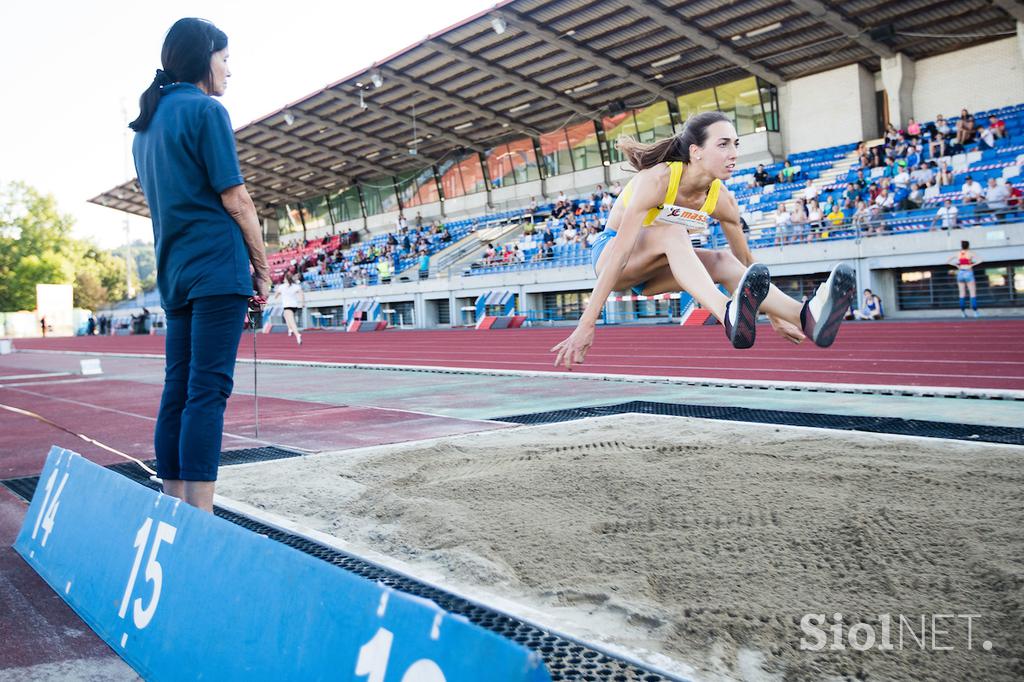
[90,0,1021,220]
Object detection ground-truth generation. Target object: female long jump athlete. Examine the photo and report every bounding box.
[551,112,855,369]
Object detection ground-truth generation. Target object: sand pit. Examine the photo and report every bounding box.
[216,415,1023,681]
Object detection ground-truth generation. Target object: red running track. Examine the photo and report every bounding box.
[9,319,1024,390]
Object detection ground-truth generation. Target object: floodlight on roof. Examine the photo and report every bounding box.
[491,17,507,35]
[283,110,295,126]
[370,70,383,88]
[359,90,366,109]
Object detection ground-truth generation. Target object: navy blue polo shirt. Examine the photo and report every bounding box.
[133,83,251,310]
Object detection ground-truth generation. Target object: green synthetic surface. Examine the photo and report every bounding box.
[3,351,1019,430]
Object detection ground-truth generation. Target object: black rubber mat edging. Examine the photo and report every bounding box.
[492,400,1024,446]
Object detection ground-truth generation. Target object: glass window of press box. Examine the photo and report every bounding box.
[360,181,398,216]
[396,166,439,209]
[438,154,486,199]
[540,130,573,177]
[331,186,363,223]
[604,101,674,164]
[676,77,778,135]
[566,121,603,171]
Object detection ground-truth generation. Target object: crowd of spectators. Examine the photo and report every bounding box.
[763,106,1020,242]
[470,183,622,271]
[273,212,454,288]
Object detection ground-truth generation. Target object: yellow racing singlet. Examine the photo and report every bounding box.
[618,161,722,229]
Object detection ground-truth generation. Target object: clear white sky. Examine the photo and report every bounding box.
[0,0,495,249]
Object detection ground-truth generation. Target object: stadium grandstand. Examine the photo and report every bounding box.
[91,0,1024,329]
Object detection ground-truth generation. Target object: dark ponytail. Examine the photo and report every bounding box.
[129,18,228,132]
[616,111,731,171]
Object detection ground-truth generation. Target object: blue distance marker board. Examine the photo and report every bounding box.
[15,447,551,682]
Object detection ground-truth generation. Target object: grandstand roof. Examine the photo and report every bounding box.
[91,0,1023,219]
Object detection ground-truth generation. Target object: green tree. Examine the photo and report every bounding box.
[0,182,77,311]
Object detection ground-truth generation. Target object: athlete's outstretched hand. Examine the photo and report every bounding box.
[551,324,595,370]
[768,314,805,344]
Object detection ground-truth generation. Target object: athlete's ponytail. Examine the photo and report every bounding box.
[129,18,228,132]
[616,111,731,171]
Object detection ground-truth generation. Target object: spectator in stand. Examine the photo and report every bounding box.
[1007,183,1023,210]
[773,203,792,246]
[961,175,983,204]
[852,200,871,232]
[528,197,538,213]
[911,162,934,187]
[936,160,954,186]
[806,199,824,238]
[874,187,894,213]
[414,212,423,228]
[892,160,911,190]
[802,178,819,203]
[826,203,846,227]
[868,181,881,203]
[777,159,798,184]
[881,157,898,179]
[600,191,614,211]
[905,183,926,211]
[955,109,975,146]
[560,221,577,245]
[790,200,808,243]
[853,169,868,193]
[929,132,948,159]
[841,182,860,209]
[557,190,567,203]
[483,243,496,263]
[932,197,959,230]
[753,164,770,187]
[933,113,951,138]
[377,257,391,284]
[988,114,1007,140]
[884,123,901,146]
[904,145,921,169]
[983,177,1010,215]
[905,118,921,143]
[977,125,995,151]
[852,289,883,320]
[869,146,885,168]
[609,181,622,197]
[947,240,983,318]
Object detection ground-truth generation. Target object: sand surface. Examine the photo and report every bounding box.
[217,415,1023,681]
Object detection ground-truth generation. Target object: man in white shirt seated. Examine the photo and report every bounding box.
[892,161,911,189]
[802,179,819,202]
[961,175,983,203]
[910,162,934,186]
[932,198,959,230]
[983,177,1010,213]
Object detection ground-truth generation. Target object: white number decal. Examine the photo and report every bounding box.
[119,517,177,629]
[401,659,446,682]
[133,521,176,628]
[31,468,69,547]
[355,627,446,682]
[356,627,394,682]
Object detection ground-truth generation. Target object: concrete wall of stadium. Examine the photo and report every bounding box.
[302,221,1024,326]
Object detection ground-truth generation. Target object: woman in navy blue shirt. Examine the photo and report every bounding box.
[130,18,270,512]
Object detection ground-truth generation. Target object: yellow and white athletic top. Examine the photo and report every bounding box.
[618,161,722,231]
